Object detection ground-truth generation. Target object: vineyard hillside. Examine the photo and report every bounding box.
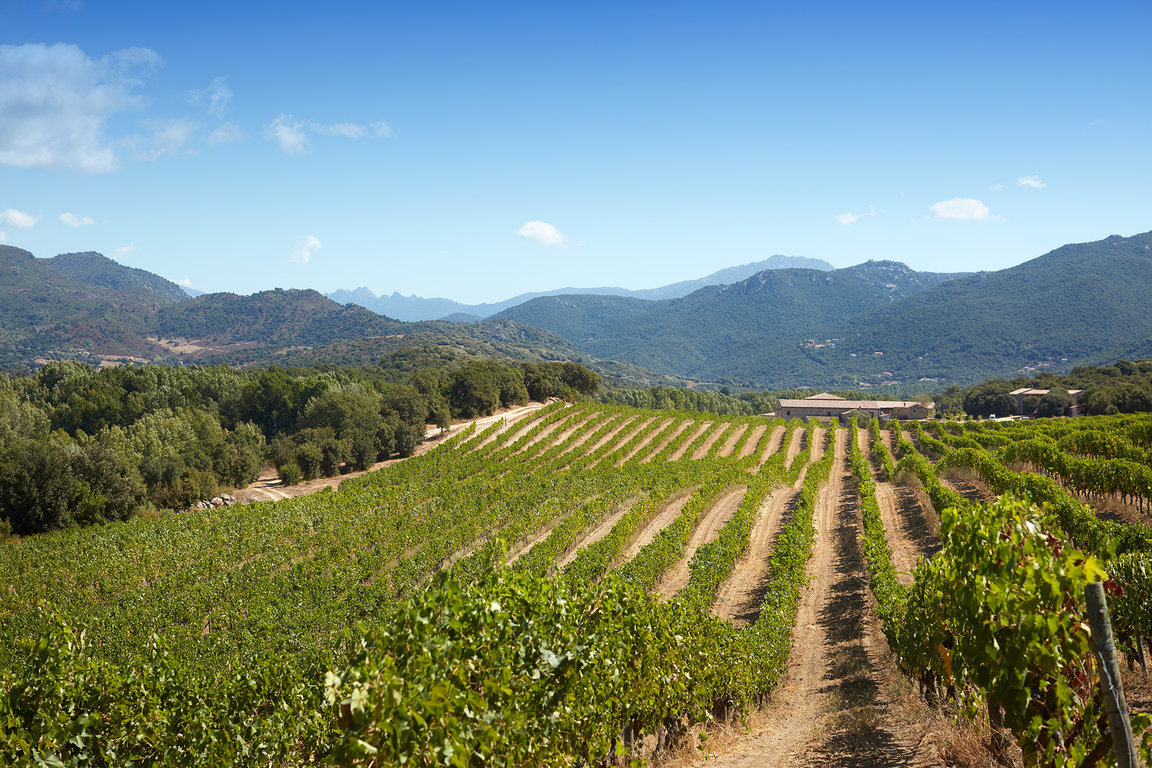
[3,403,1152,766]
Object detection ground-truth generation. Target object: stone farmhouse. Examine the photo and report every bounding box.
[775,392,933,422]
[1009,388,1084,417]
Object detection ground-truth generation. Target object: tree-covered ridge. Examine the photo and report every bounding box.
[495,231,1152,388]
[42,251,189,304]
[493,261,958,383]
[0,358,598,536]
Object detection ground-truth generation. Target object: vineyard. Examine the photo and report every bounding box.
[2,402,1152,766]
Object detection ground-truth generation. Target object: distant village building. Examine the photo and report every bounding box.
[776,393,932,422]
[1009,388,1084,417]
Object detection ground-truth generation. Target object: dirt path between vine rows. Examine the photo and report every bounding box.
[578,415,638,458]
[783,426,805,468]
[717,425,749,457]
[863,428,941,586]
[555,501,635,568]
[657,486,749,599]
[534,410,599,452]
[757,424,787,467]
[739,424,768,459]
[619,418,675,464]
[711,429,821,626]
[622,493,696,560]
[698,429,944,768]
[939,476,997,506]
[691,423,729,459]
[669,422,711,461]
[641,420,694,463]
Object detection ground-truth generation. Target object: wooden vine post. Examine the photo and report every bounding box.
[1084,581,1138,768]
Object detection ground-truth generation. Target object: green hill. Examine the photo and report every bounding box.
[495,232,1152,388]
[496,259,963,385]
[43,251,189,304]
[822,231,1152,383]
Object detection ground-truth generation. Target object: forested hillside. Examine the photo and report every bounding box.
[497,231,1152,388]
[497,259,963,384]
[0,358,598,535]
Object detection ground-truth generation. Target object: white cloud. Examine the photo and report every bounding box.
[1017,175,1045,188]
[929,198,1004,221]
[111,243,135,261]
[266,115,309,154]
[319,122,368,138]
[139,118,196,161]
[290,235,322,263]
[989,183,1006,191]
[59,212,94,227]
[208,122,246,144]
[315,121,393,138]
[0,230,5,243]
[835,206,878,226]
[0,43,161,173]
[175,275,192,287]
[266,116,392,153]
[0,208,40,227]
[188,76,231,118]
[518,220,567,246]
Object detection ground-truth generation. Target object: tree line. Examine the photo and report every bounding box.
[947,359,1152,418]
[0,359,598,536]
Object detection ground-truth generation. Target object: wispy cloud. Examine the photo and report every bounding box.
[290,235,322,263]
[175,275,192,287]
[518,221,567,246]
[0,43,161,173]
[208,122,246,144]
[266,115,310,154]
[314,121,392,138]
[988,183,1006,191]
[0,208,40,228]
[111,243,135,261]
[188,76,232,118]
[929,198,1004,221]
[138,118,196,161]
[1017,175,1045,189]
[265,116,391,153]
[59,212,94,227]
[835,206,878,226]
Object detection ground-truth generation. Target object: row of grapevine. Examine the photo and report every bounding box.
[849,421,1149,765]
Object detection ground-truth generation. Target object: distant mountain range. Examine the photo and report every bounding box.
[326,254,835,321]
[0,245,657,382]
[494,232,1152,387]
[2,231,1149,390]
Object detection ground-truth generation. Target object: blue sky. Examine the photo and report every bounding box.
[1,1,1149,303]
